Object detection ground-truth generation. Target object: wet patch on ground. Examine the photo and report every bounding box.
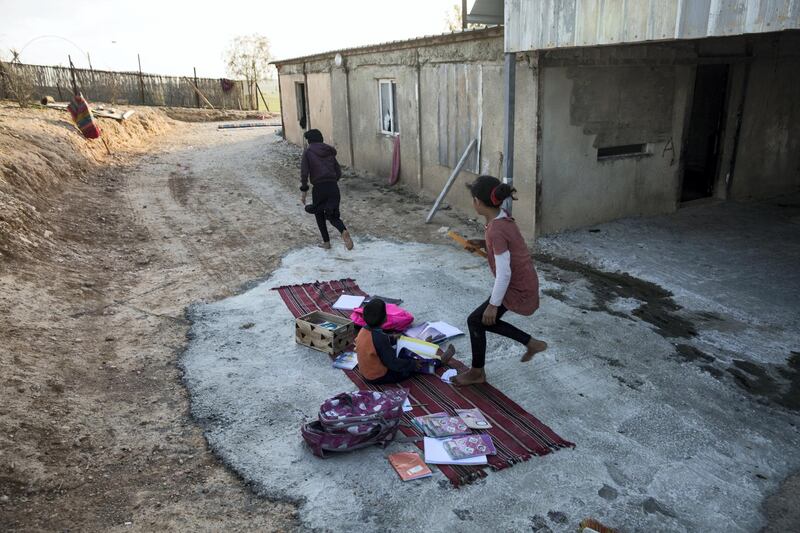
[726,352,800,411]
[674,344,716,364]
[537,253,697,338]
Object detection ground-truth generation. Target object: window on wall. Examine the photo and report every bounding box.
[596,143,649,160]
[378,79,399,134]
[295,82,307,130]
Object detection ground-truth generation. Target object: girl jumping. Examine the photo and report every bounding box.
[452,175,548,386]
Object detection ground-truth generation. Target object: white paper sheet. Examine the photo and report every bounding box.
[332,294,365,311]
[427,321,463,339]
[423,437,487,465]
[402,398,412,412]
[440,369,458,383]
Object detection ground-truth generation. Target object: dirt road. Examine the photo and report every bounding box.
[1,122,470,531]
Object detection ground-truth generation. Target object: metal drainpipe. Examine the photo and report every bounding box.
[303,62,310,131]
[344,58,356,168]
[501,52,516,214]
[415,50,424,190]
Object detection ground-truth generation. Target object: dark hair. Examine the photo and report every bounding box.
[304,129,324,143]
[362,299,387,329]
[467,175,516,207]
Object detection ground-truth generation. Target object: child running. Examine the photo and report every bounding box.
[452,175,548,386]
[355,299,455,385]
[300,129,354,250]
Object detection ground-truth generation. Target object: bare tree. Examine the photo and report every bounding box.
[224,34,272,109]
[224,35,272,80]
[444,2,487,32]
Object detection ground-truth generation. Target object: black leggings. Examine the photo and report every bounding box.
[306,182,347,242]
[366,367,413,385]
[468,298,532,369]
[314,210,346,242]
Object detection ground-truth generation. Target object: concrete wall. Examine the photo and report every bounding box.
[278,72,306,146]
[731,32,800,199]
[275,30,540,239]
[538,44,694,234]
[306,72,334,146]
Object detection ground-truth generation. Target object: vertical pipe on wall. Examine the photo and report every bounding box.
[303,62,310,131]
[502,52,517,214]
[415,50,423,189]
[343,57,356,168]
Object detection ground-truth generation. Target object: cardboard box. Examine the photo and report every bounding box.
[295,311,355,355]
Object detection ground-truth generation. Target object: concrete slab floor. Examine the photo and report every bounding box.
[182,196,800,532]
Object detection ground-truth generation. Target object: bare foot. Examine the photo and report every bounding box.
[451,368,486,386]
[520,338,548,362]
[342,230,354,250]
[438,344,455,365]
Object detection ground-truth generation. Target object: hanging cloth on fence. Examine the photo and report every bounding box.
[67,93,101,139]
[220,78,235,93]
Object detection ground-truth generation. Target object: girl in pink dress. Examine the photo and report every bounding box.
[452,175,548,386]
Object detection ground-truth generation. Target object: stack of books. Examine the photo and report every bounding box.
[411,409,497,465]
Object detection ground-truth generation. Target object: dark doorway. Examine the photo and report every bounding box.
[295,82,307,130]
[681,64,729,202]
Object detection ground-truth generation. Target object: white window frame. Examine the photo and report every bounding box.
[378,79,399,135]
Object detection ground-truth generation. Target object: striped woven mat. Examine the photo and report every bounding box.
[273,278,574,487]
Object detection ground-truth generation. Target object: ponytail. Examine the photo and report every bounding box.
[468,175,518,207]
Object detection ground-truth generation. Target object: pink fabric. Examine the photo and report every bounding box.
[350,303,413,331]
[485,216,540,316]
[389,134,400,185]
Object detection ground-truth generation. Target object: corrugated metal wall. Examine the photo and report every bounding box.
[505,0,800,52]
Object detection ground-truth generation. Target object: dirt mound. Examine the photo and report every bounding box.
[163,106,280,123]
[0,102,176,258]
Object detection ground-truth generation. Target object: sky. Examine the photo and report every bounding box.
[0,0,462,78]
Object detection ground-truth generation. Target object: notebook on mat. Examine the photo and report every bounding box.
[423,437,487,466]
[388,452,432,481]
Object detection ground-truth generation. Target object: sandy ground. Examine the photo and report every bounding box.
[2,109,798,531]
[0,117,472,531]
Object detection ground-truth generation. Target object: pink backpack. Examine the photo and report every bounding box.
[301,389,408,458]
[350,304,414,331]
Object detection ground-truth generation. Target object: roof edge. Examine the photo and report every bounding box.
[273,26,503,66]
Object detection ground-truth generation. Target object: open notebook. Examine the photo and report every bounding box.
[405,321,463,343]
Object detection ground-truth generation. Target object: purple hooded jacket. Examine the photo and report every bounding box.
[300,142,342,192]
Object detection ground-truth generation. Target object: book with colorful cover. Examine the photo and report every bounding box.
[455,408,492,430]
[332,351,358,370]
[443,434,496,460]
[388,452,432,481]
[411,413,470,438]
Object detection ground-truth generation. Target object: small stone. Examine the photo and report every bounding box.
[1,494,9,502]
[598,484,618,500]
[548,510,569,524]
[643,497,677,518]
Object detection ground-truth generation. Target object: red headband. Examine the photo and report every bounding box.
[490,185,501,206]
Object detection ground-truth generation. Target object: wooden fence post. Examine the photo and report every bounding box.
[137,54,145,104]
[193,67,200,108]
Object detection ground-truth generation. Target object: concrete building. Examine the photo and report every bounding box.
[275,2,799,237]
